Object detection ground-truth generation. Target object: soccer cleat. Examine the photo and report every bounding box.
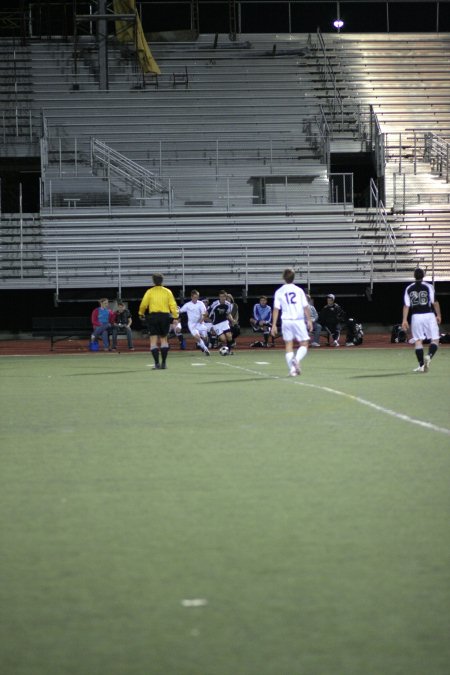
[160,363,167,369]
[345,342,354,347]
[152,363,161,370]
[413,365,425,373]
[310,342,320,347]
[203,348,210,356]
[424,355,431,372]
[289,358,300,377]
[332,340,339,347]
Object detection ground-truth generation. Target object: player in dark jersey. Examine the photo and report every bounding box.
[401,268,442,373]
[209,291,235,353]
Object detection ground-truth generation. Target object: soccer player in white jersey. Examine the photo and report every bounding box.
[401,267,442,372]
[271,268,313,376]
[179,290,210,355]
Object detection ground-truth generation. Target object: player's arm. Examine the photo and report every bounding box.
[432,300,442,325]
[271,307,279,336]
[226,311,235,324]
[304,304,313,332]
[401,304,409,331]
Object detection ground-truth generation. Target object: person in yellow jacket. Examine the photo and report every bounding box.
[138,273,179,370]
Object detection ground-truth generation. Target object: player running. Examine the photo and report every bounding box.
[179,290,210,355]
[271,268,312,377]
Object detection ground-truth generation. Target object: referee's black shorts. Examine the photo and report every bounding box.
[147,312,172,337]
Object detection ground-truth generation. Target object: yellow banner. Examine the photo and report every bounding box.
[113,0,161,76]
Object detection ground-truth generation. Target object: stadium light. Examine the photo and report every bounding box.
[333,2,344,32]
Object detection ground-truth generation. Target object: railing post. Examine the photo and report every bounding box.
[447,143,449,183]
[55,249,59,296]
[306,245,310,294]
[402,173,406,212]
[413,131,417,175]
[216,139,219,178]
[244,246,248,296]
[117,248,122,297]
[19,183,23,279]
[74,137,78,176]
[181,247,185,298]
[370,245,374,287]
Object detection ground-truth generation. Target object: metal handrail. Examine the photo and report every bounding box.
[314,28,344,130]
[369,178,397,269]
[423,132,449,183]
[90,137,168,196]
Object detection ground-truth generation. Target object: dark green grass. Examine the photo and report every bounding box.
[1,349,449,675]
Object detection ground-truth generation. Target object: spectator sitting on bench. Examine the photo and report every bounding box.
[319,294,346,347]
[112,301,134,351]
[250,295,273,347]
[306,295,322,347]
[91,298,115,351]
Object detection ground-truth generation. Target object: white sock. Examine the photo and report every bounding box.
[286,351,294,368]
[296,346,307,362]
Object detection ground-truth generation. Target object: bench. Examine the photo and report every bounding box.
[32,316,93,351]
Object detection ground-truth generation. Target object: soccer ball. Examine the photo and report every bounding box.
[219,345,230,356]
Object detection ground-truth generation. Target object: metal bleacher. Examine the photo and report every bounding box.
[314,32,450,281]
[1,31,449,291]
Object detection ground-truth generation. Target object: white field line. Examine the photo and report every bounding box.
[222,362,450,437]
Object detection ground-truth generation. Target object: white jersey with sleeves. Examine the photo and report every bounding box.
[179,299,207,324]
[273,283,308,320]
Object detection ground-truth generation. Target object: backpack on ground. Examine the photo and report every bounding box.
[391,324,407,343]
[346,318,364,345]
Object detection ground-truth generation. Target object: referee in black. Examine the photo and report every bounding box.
[138,273,179,369]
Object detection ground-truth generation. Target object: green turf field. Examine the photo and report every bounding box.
[1,348,449,675]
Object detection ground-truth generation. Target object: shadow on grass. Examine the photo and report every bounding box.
[67,370,140,376]
[199,377,276,384]
[350,372,408,378]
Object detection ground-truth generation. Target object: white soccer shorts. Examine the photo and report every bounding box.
[411,313,440,342]
[189,322,208,339]
[212,320,231,337]
[281,318,310,343]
